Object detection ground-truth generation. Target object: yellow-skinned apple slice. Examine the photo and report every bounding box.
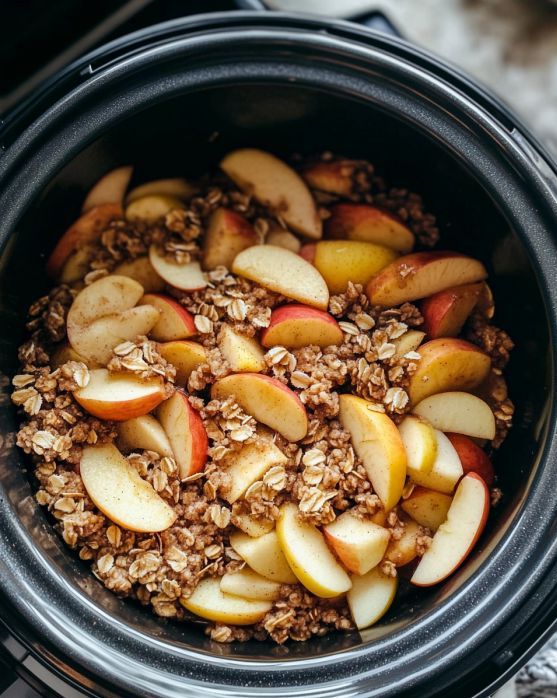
[421,282,483,339]
[212,373,308,442]
[413,391,496,440]
[261,304,343,349]
[180,577,271,625]
[73,369,166,421]
[408,429,463,494]
[300,240,397,294]
[82,166,133,213]
[202,208,258,270]
[366,251,487,307]
[229,529,297,584]
[339,395,407,511]
[117,414,174,457]
[232,245,329,310]
[158,340,207,384]
[347,567,398,630]
[148,244,206,291]
[401,487,452,532]
[327,204,415,254]
[80,443,176,532]
[446,433,495,486]
[218,325,265,373]
[302,160,356,197]
[221,149,322,239]
[266,228,301,253]
[384,517,423,567]
[323,510,390,575]
[411,473,490,586]
[220,441,287,504]
[46,203,122,278]
[156,391,207,478]
[232,512,275,538]
[408,338,491,405]
[125,194,183,223]
[114,256,165,292]
[220,568,281,602]
[126,178,197,204]
[141,293,196,341]
[393,330,425,357]
[398,415,437,475]
[277,503,352,598]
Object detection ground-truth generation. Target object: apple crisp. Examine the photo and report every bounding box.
[12,150,514,644]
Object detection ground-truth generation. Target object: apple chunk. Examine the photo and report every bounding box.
[59,245,96,284]
[80,443,176,532]
[393,330,425,357]
[421,282,483,339]
[401,487,452,532]
[347,567,398,630]
[73,369,166,421]
[366,251,487,307]
[261,304,343,349]
[446,433,495,486]
[149,245,206,291]
[218,325,265,373]
[180,577,271,625]
[232,512,275,538]
[323,510,390,575]
[327,204,415,253]
[156,391,208,478]
[398,415,437,476]
[220,440,287,504]
[277,503,352,598]
[220,568,281,601]
[126,178,197,204]
[141,293,196,341]
[384,517,423,567]
[221,149,322,239]
[339,395,407,511]
[202,208,258,270]
[113,256,165,292]
[266,228,301,253]
[302,160,356,197]
[229,529,297,584]
[413,391,496,440]
[411,473,490,586]
[158,340,207,384]
[82,166,132,213]
[212,373,308,442]
[125,194,183,223]
[232,245,329,310]
[408,338,491,405]
[117,414,174,458]
[408,429,463,494]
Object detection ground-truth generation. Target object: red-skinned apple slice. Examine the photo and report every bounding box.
[141,293,196,341]
[408,429,463,494]
[401,487,453,531]
[82,166,133,213]
[347,567,398,630]
[117,414,174,458]
[126,178,197,204]
[180,577,271,624]
[327,203,415,253]
[221,149,322,239]
[158,340,207,384]
[220,440,288,504]
[261,304,343,349]
[80,443,176,532]
[232,245,329,310]
[114,256,165,292]
[202,208,258,270]
[323,510,390,575]
[366,251,487,307]
[413,391,496,440]
[302,160,357,197]
[218,325,265,373]
[149,245,206,291]
[411,473,490,586]
[446,433,495,486]
[156,391,208,479]
[125,194,184,223]
[212,373,308,442]
[73,369,166,421]
[421,282,483,339]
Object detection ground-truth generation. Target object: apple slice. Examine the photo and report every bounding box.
[221,441,287,504]
[347,567,398,630]
[401,487,452,532]
[393,330,425,357]
[125,194,184,223]
[221,149,322,239]
[59,245,95,284]
[218,325,265,373]
[411,473,490,586]
[232,245,329,310]
[51,343,90,369]
[80,443,176,532]
[261,304,343,349]
[327,204,415,253]
[421,282,483,339]
[158,340,207,384]
[148,245,206,291]
[413,392,496,440]
[114,256,165,292]
[398,415,437,476]
[117,414,174,457]
[446,433,495,486]
[73,369,166,421]
[277,503,352,598]
[384,517,423,567]
[82,166,133,213]
[408,429,463,494]
[300,240,397,294]
[229,529,297,584]
[202,208,258,270]
[180,577,271,625]
[126,178,197,204]
[339,395,407,511]
[220,568,282,602]
[156,391,208,478]
[141,293,196,341]
[366,251,487,307]
[46,203,122,278]
[266,228,301,253]
[232,512,275,538]
[408,338,491,405]
[212,373,308,442]
[302,160,355,197]
[323,510,390,575]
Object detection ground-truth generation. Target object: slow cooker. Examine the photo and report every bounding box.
[0,3,556,697]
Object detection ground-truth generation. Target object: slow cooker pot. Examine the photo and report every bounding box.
[0,8,557,698]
